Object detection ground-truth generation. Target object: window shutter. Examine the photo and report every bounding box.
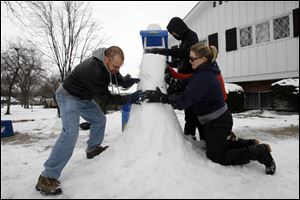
[208,33,218,50]
[225,28,237,52]
[293,8,299,37]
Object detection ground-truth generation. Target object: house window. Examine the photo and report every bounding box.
[245,91,272,109]
[226,27,237,51]
[208,33,218,50]
[240,26,253,47]
[219,1,222,5]
[260,92,272,108]
[256,22,270,44]
[293,8,299,37]
[245,92,259,109]
[273,15,290,40]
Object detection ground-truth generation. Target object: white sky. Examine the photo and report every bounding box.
[1,1,199,77]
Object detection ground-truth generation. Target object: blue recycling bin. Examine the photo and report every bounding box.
[122,103,132,131]
[140,30,168,49]
[1,120,14,138]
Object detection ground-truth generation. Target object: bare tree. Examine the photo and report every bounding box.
[17,48,45,108]
[3,1,109,82]
[1,46,23,114]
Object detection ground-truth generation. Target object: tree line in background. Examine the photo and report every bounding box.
[1,1,109,114]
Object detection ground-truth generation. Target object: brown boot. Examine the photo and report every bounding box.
[35,175,62,195]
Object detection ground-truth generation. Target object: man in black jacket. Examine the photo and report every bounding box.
[146,17,202,141]
[35,46,142,195]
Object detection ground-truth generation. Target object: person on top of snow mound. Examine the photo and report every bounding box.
[35,46,142,195]
[142,43,276,175]
[145,17,203,143]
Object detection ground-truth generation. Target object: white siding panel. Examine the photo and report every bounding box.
[219,5,226,53]
[241,49,249,76]
[266,43,276,73]
[225,1,233,29]
[234,52,241,77]
[232,1,240,27]
[212,4,219,33]
[240,2,248,26]
[284,1,296,12]
[201,12,207,37]
[286,38,299,71]
[257,45,267,74]
[206,10,213,35]
[227,53,234,77]
[265,1,274,19]
[247,1,256,24]
[274,1,284,16]
[256,1,265,21]
[275,41,286,72]
[249,47,257,75]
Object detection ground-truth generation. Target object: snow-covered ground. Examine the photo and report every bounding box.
[1,105,299,199]
[1,53,299,199]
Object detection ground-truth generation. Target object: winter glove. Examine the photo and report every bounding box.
[121,78,140,89]
[142,87,170,104]
[126,90,143,104]
[145,48,169,55]
[164,67,174,84]
[167,80,184,95]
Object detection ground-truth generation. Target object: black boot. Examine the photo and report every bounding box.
[248,144,276,175]
[86,145,109,159]
[228,131,260,146]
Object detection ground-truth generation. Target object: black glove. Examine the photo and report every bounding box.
[164,67,173,84]
[126,90,143,104]
[145,48,169,55]
[121,78,140,89]
[167,80,184,95]
[142,87,170,104]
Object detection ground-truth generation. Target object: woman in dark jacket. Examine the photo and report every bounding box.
[143,44,276,175]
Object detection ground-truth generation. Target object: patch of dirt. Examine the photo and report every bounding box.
[258,126,299,138]
[1,131,56,145]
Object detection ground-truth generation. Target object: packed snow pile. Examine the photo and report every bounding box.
[64,54,213,198]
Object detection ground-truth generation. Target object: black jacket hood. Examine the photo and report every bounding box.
[166,17,189,40]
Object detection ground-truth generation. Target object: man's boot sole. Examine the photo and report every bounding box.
[35,185,62,195]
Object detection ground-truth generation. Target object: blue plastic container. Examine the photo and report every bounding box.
[122,103,132,131]
[1,120,14,138]
[140,30,168,48]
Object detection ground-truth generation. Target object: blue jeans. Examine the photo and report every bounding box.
[42,89,106,178]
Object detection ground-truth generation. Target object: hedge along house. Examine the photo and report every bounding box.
[168,1,299,110]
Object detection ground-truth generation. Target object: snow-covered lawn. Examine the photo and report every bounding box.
[1,105,299,199]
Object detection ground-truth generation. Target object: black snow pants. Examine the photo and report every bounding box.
[184,108,204,139]
[202,109,251,165]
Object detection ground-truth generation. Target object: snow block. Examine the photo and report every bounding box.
[1,120,14,138]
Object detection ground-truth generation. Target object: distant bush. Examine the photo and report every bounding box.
[270,79,299,112]
[225,83,245,113]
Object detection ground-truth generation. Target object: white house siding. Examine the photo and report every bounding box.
[169,1,299,83]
